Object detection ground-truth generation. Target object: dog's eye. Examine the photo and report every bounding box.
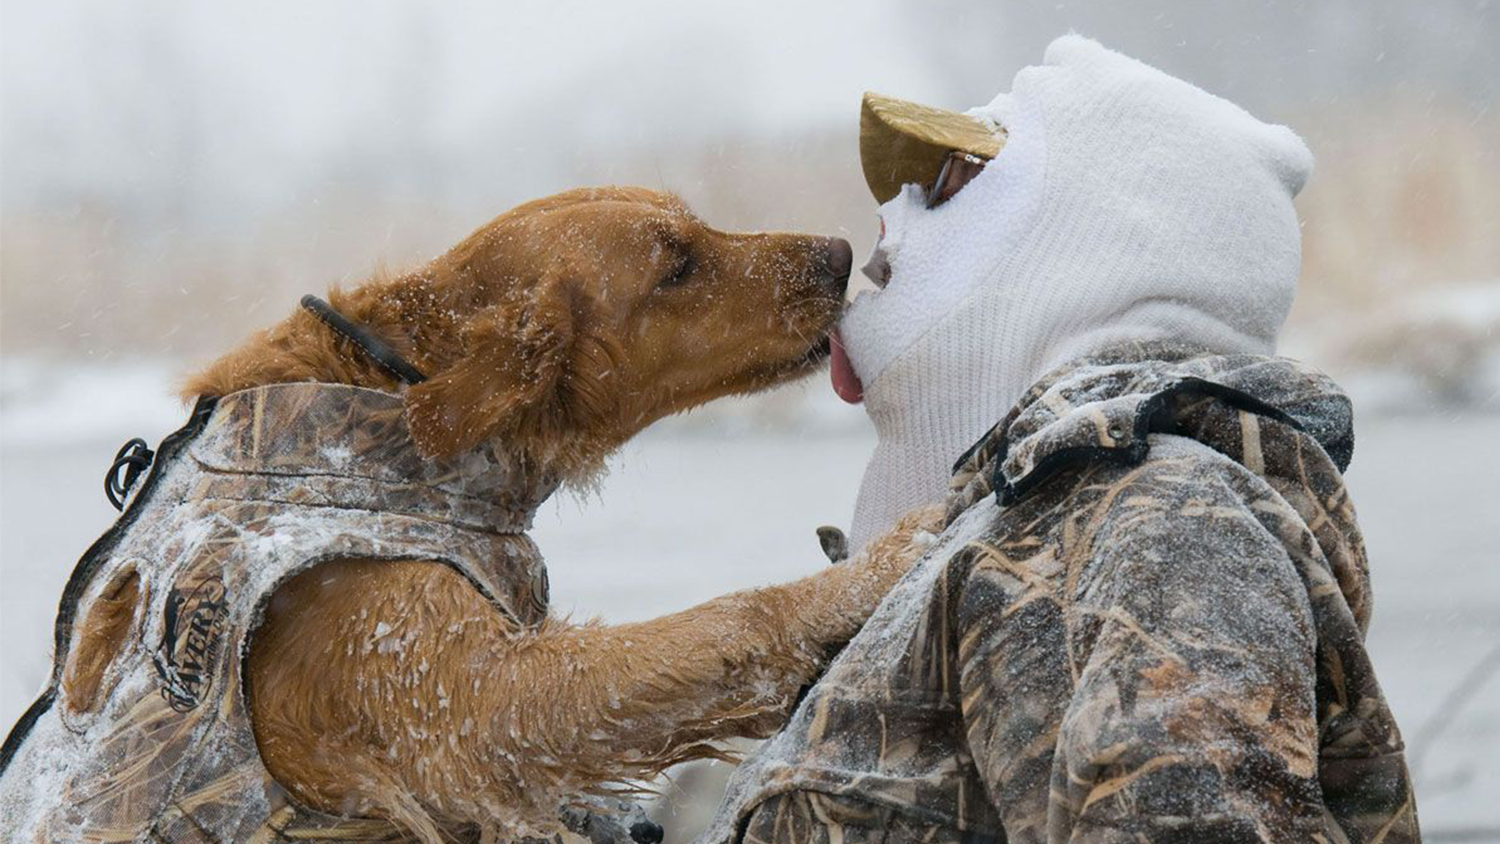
[658,253,694,289]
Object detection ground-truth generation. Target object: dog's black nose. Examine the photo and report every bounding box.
[824,237,853,286]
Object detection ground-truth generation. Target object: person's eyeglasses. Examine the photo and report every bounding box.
[925,150,988,209]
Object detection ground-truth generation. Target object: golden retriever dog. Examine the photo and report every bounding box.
[69,187,932,841]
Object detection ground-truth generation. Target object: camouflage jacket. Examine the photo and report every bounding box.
[0,383,555,843]
[698,343,1420,844]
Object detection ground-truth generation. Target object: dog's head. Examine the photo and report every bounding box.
[397,187,851,467]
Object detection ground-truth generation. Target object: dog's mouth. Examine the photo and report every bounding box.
[740,331,834,390]
[828,327,864,405]
[823,230,888,406]
[803,333,833,364]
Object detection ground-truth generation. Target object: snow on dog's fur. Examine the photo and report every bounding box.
[63,187,939,841]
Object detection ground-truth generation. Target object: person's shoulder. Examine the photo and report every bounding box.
[953,432,1274,550]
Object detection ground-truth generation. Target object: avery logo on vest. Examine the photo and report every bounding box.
[152,575,228,713]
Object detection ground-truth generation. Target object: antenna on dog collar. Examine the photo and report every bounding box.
[300,294,427,385]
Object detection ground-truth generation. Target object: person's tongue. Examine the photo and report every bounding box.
[829,328,864,404]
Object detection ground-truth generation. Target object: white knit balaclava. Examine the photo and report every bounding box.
[839,35,1314,553]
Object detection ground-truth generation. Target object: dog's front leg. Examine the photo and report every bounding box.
[247,506,942,839]
[486,504,946,792]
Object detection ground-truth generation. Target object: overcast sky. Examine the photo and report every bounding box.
[3,0,1494,223]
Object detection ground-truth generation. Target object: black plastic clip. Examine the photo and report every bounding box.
[104,437,154,511]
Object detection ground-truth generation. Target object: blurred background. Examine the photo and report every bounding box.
[2,0,1496,839]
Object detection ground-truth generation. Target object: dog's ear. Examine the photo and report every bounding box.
[404,277,586,460]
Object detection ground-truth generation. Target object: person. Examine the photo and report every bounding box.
[696,35,1420,844]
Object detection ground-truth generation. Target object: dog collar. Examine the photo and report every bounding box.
[300,294,427,385]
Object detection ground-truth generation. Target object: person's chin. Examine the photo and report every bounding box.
[831,293,899,406]
[829,318,867,405]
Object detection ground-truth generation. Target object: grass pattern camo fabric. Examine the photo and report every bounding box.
[0,383,556,843]
[700,342,1419,844]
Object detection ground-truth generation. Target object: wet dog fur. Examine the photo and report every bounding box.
[60,187,939,842]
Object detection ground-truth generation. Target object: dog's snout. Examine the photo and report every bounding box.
[823,237,853,291]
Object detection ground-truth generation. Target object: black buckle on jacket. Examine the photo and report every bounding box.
[104,437,154,511]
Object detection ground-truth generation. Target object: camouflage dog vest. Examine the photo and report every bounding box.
[0,383,556,842]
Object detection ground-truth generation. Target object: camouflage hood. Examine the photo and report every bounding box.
[948,341,1353,518]
[699,343,1416,844]
[0,383,556,843]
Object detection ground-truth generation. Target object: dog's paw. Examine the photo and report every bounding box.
[891,502,946,548]
[851,502,946,585]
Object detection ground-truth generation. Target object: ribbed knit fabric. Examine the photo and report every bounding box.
[843,35,1314,553]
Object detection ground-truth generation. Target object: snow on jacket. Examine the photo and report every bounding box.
[698,343,1419,844]
[0,383,555,843]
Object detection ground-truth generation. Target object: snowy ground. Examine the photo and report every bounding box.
[1,361,1496,839]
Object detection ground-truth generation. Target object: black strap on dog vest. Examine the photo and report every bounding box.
[300,294,427,385]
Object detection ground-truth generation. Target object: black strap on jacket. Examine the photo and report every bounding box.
[299,294,427,385]
[98,298,422,513]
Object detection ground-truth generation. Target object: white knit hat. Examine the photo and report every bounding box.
[839,34,1314,552]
